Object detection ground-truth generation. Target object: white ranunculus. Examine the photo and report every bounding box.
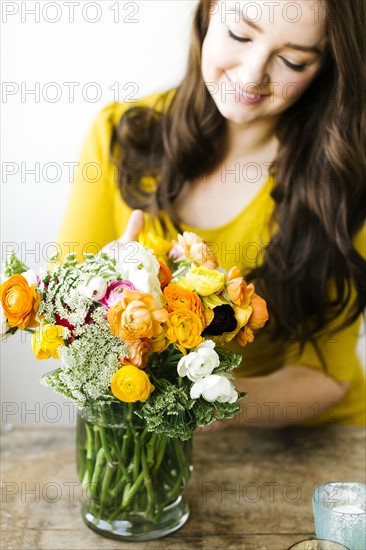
[145,274,166,309]
[114,242,163,307]
[177,340,219,381]
[127,269,165,309]
[116,242,160,279]
[127,268,149,294]
[190,375,238,403]
[77,277,108,301]
[22,269,38,287]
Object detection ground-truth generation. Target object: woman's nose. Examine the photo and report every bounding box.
[237,51,271,93]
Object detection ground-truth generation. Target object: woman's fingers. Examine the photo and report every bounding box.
[102,209,145,257]
[195,418,232,434]
[118,209,145,245]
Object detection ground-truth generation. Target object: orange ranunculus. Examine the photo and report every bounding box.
[151,331,171,353]
[166,310,204,354]
[248,292,269,330]
[164,284,205,323]
[111,364,155,403]
[235,325,255,347]
[176,232,218,269]
[0,274,40,330]
[227,266,241,280]
[158,261,173,290]
[227,278,254,308]
[119,338,152,369]
[108,290,168,341]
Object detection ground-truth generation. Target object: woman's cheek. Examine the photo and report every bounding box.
[281,70,320,104]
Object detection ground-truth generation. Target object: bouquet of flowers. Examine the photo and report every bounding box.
[1,231,268,540]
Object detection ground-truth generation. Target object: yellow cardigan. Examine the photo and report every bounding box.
[57,89,366,425]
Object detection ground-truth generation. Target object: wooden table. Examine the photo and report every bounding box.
[1,426,365,550]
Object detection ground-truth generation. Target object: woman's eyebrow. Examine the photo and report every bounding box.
[230,7,323,55]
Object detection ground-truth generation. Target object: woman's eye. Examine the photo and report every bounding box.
[279,56,307,72]
[227,29,251,43]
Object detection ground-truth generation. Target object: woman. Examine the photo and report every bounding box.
[57,0,366,426]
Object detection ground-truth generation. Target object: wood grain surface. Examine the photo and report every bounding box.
[1,426,365,550]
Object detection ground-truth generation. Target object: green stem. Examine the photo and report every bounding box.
[85,423,94,459]
[93,425,100,456]
[99,462,116,516]
[173,438,190,483]
[152,436,168,477]
[121,428,132,462]
[146,432,157,466]
[108,470,146,520]
[108,426,131,490]
[99,426,113,464]
[166,471,184,503]
[140,444,155,518]
[132,434,140,480]
[89,447,106,498]
[121,471,145,510]
[84,422,95,486]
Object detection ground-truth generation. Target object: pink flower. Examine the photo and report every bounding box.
[55,314,75,332]
[100,280,135,309]
[169,232,218,269]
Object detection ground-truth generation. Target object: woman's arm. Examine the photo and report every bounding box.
[198,365,349,431]
[233,366,349,427]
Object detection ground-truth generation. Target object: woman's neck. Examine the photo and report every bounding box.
[226,118,279,161]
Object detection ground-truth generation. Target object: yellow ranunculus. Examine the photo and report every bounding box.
[151,331,171,353]
[31,323,65,360]
[175,277,195,291]
[166,310,204,354]
[203,307,215,331]
[139,232,172,260]
[111,365,155,403]
[185,267,225,296]
[201,293,227,309]
[233,304,253,330]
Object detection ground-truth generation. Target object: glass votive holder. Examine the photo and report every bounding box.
[288,539,349,549]
[312,482,366,550]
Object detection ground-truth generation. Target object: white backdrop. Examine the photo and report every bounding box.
[1,0,198,427]
[1,1,365,427]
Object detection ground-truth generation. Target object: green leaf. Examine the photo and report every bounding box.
[3,254,29,278]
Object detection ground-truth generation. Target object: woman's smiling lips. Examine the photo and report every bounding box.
[225,73,270,104]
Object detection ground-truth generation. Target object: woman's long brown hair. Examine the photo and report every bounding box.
[111,0,366,364]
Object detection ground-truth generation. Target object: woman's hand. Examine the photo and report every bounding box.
[196,366,348,431]
[195,417,234,433]
[102,209,145,259]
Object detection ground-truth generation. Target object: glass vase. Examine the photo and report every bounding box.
[76,400,192,541]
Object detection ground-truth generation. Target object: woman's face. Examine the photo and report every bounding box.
[201,0,327,125]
